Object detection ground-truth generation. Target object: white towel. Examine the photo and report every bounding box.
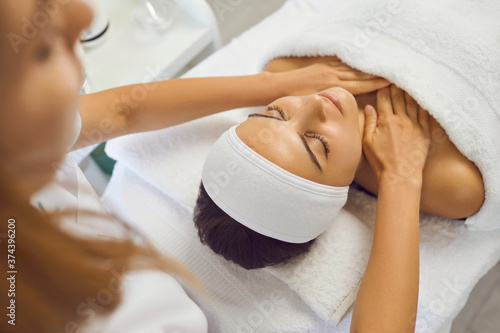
[265,208,372,324]
[260,0,500,230]
[102,0,500,331]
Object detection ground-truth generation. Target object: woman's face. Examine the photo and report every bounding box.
[0,0,92,195]
[236,87,362,187]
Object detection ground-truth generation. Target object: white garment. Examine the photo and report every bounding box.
[31,111,119,238]
[82,270,208,333]
[32,111,207,332]
[31,110,121,238]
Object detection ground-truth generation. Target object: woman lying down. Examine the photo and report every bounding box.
[193,56,485,270]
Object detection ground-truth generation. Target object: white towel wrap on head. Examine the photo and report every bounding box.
[201,125,349,244]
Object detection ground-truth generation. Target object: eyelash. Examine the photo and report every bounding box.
[267,105,286,120]
[266,105,331,155]
[305,133,331,154]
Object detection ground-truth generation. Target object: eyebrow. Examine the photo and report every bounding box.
[248,113,282,121]
[247,113,323,172]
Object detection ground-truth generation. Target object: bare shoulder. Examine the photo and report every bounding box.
[420,117,484,218]
[354,116,485,219]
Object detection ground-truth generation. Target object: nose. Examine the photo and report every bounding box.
[63,0,94,49]
[290,95,328,128]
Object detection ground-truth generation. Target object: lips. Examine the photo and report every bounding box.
[318,92,343,115]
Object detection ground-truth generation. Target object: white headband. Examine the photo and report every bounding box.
[201,126,349,244]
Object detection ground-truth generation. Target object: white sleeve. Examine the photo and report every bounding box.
[95,270,208,333]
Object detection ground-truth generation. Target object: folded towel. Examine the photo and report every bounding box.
[260,0,500,230]
[265,208,372,324]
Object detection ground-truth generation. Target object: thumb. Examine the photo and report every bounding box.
[364,105,378,138]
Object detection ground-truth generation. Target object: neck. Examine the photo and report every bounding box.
[357,107,366,134]
[354,92,377,171]
[355,91,377,137]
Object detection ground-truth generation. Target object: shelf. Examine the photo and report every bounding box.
[82,0,218,92]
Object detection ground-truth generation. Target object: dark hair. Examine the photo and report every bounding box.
[193,182,315,269]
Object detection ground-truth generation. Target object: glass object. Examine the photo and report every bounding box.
[136,0,178,31]
[80,0,110,47]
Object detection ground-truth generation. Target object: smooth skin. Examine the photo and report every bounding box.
[247,56,485,219]
[350,86,430,332]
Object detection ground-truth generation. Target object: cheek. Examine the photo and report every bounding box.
[337,126,362,162]
[2,54,81,172]
[29,53,80,136]
[325,126,362,184]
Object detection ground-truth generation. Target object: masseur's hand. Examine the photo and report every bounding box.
[272,57,390,96]
[362,85,431,184]
[351,84,429,333]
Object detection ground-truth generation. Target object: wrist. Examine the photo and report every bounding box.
[378,170,423,190]
[267,71,290,98]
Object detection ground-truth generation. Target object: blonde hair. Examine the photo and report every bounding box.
[0,4,199,331]
[0,165,199,333]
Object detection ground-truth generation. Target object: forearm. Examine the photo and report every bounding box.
[350,174,422,333]
[75,73,283,148]
[102,73,280,133]
[75,60,389,149]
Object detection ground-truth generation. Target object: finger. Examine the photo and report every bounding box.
[418,105,430,133]
[390,85,406,116]
[330,63,381,78]
[327,60,376,72]
[404,92,418,123]
[340,78,391,95]
[327,55,342,63]
[363,105,378,141]
[327,63,355,71]
[335,70,380,81]
[376,87,393,118]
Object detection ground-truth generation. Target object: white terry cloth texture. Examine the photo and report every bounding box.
[259,0,500,231]
[102,0,500,331]
[201,126,349,244]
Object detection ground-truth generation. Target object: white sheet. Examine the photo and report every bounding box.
[102,0,500,331]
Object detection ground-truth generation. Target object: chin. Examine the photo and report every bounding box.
[329,87,357,110]
[23,158,61,195]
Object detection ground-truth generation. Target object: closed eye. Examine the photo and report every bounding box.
[247,106,330,169]
[266,105,287,120]
[249,105,331,158]
[305,133,331,157]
